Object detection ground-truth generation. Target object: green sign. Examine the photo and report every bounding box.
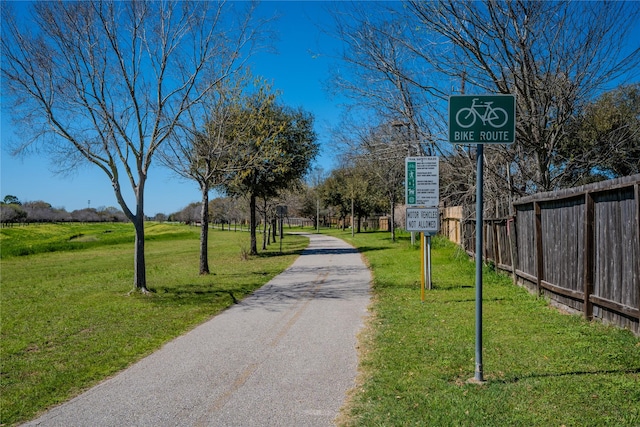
[449,95,515,144]
[405,157,439,207]
[406,161,416,205]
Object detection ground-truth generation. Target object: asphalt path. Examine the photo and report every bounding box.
[23,233,372,427]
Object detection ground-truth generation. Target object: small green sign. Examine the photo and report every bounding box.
[449,95,515,144]
[406,161,416,205]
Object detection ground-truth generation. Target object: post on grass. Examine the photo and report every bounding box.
[449,94,515,383]
[276,205,287,253]
[405,156,439,302]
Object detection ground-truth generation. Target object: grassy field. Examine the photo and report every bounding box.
[326,228,640,427]
[0,222,309,426]
[2,223,639,426]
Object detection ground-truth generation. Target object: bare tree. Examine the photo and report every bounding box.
[326,3,441,157]
[406,0,640,191]
[0,203,26,225]
[327,1,640,200]
[1,1,267,291]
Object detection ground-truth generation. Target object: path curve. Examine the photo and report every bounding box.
[23,233,371,427]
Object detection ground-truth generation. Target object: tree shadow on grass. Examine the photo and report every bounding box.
[489,367,640,384]
[253,245,384,260]
[147,283,252,308]
[253,248,306,258]
[436,297,509,304]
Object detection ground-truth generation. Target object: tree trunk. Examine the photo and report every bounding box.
[250,193,258,255]
[121,180,149,294]
[389,197,396,242]
[111,179,148,293]
[272,218,277,243]
[262,199,268,251]
[199,184,210,275]
[351,197,355,237]
[133,211,148,293]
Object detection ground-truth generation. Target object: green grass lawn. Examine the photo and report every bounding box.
[0,222,309,426]
[326,228,640,427]
[2,224,639,426]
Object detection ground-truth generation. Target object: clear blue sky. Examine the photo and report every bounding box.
[0,1,343,216]
[3,2,638,215]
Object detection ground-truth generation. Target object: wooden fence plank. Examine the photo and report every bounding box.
[590,295,640,320]
[535,201,543,296]
[584,192,595,320]
[636,183,640,321]
[508,216,518,283]
[492,221,500,265]
[516,269,538,284]
[541,280,584,300]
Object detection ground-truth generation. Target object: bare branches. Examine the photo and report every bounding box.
[327,1,639,201]
[406,0,640,190]
[2,0,266,213]
[324,2,443,153]
[1,0,269,289]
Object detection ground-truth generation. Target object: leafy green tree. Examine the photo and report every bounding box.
[321,166,383,235]
[320,171,351,230]
[560,84,640,183]
[2,195,21,206]
[225,102,318,255]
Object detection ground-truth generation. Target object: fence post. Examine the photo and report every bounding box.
[508,213,518,284]
[534,201,543,296]
[584,192,595,320]
[635,183,640,319]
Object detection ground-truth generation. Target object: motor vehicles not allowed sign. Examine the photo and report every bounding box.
[405,207,439,235]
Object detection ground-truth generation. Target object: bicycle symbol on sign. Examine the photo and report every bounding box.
[455,98,508,129]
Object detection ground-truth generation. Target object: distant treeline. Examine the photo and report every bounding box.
[1,196,128,225]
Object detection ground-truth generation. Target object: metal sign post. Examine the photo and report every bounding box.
[406,207,439,301]
[449,94,515,384]
[405,155,439,303]
[276,206,287,253]
[474,144,485,383]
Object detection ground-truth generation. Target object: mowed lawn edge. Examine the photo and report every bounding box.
[327,229,640,427]
[1,223,309,426]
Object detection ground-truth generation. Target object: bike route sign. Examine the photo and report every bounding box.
[449,95,515,144]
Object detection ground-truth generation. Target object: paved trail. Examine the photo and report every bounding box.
[23,234,371,427]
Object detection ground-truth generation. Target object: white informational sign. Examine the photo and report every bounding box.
[405,207,439,235]
[405,157,439,207]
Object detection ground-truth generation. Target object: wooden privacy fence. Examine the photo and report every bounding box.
[447,174,640,335]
